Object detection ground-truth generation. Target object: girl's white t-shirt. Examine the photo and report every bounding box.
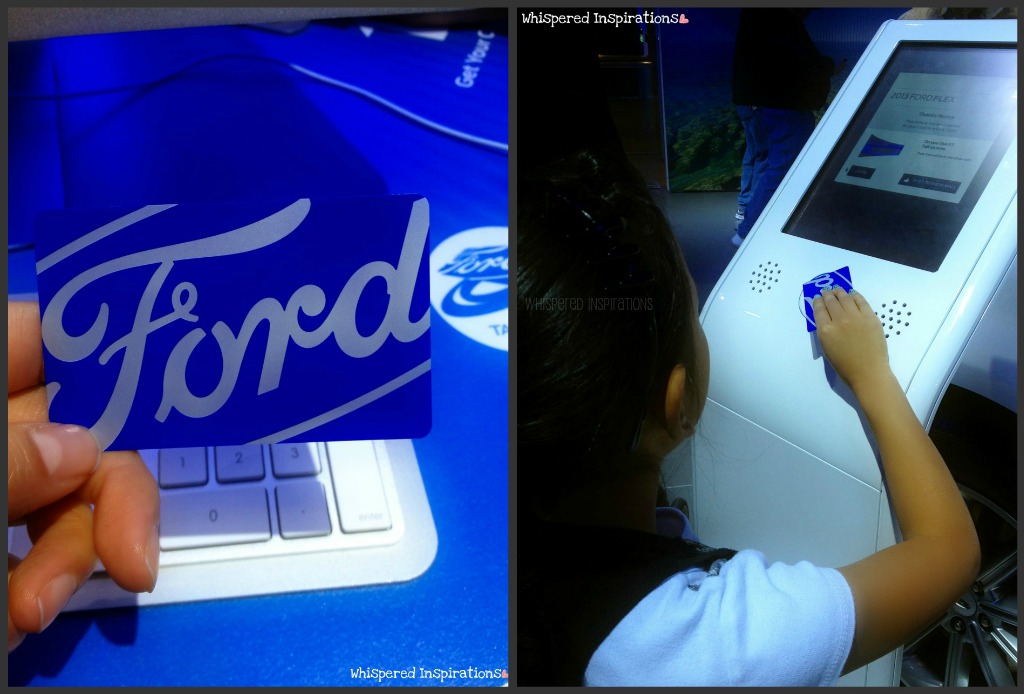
[584,509,856,686]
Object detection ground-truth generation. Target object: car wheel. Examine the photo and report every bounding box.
[900,385,1017,687]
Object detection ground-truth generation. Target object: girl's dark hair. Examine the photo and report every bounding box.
[518,147,698,516]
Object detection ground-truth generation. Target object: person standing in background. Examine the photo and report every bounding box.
[732,104,762,238]
[731,9,844,247]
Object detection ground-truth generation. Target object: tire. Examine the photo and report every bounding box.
[900,385,1017,687]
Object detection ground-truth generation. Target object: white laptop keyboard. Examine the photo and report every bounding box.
[9,438,437,610]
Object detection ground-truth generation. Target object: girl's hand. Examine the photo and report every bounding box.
[811,287,890,394]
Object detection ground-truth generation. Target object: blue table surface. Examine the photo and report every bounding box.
[8,18,508,686]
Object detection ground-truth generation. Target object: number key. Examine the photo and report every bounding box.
[160,487,271,550]
[215,445,265,483]
[271,443,321,478]
[159,448,208,489]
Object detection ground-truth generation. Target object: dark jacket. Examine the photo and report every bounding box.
[518,520,736,685]
[732,9,835,111]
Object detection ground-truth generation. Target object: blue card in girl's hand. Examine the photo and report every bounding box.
[34,196,432,451]
[802,266,854,332]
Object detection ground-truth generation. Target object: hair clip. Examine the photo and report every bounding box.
[554,195,654,296]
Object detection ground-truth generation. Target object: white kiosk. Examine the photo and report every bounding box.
[685,20,1016,686]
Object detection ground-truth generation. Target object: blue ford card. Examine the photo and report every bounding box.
[802,266,854,332]
[34,196,431,450]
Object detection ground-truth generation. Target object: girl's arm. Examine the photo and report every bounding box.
[811,287,980,674]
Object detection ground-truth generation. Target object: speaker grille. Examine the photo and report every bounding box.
[876,299,912,339]
[749,260,781,293]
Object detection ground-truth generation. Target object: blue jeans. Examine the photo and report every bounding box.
[736,105,759,216]
[736,107,816,238]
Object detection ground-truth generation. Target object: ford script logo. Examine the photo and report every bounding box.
[34,196,432,450]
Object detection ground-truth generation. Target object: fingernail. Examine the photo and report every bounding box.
[37,573,78,631]
[29,424,101,477]
[9,627,26,653]
[145,524,160,592]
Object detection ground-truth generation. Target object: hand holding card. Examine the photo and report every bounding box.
[8,301,160,652]
[801,266,854,332]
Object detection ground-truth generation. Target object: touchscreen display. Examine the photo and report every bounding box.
[783,43,1016,271]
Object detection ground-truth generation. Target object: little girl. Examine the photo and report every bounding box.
[517,147,980,685]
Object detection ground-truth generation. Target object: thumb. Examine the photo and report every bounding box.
[8,423,101,523]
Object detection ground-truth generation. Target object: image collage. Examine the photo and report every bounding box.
[7,5,1018,689]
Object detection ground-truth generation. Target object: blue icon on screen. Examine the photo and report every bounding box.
[858,134,904,157]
